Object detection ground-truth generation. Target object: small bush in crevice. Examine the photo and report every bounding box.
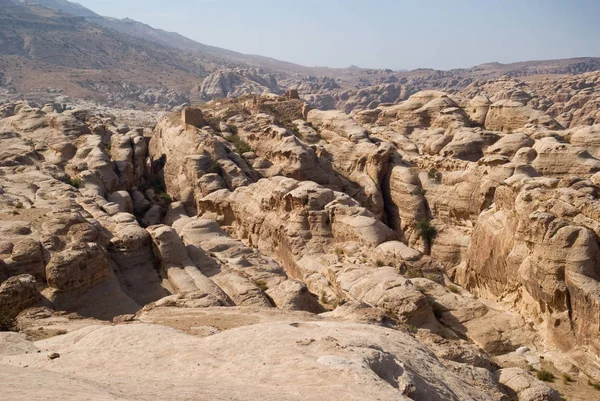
[448,285,460,294]
[403,268,423,279]
[536,370,555,382]
[104,142,112,158]
[143,176,166,195]
[428,167,441,181]
[227,124,238,134]
[158,192,172,203]
[230,135,252,155]
[424,273,439,282]
[68,177,81,189]
[375,260,385,267]
[416,219,437,253]
[254,280,268,292]
[589,379,600,390]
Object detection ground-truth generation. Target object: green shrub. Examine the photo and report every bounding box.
[334,248,344,256]
[375,260,385,267]
[404,269,422,279]
[536,370,555,382]
[158,192,172,203]
[416,219,437,252]
[589,379,600,390]
[424,273,439,282]
[227,124,238,134]
[68,177,81,189]
[231,135,252,154]
[428,167,441,181]
[14,201,23,209]
[254,280,268,292]
[562,373,573,384]
[448,285,460,294]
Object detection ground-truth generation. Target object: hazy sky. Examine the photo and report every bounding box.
[76,0,600,70]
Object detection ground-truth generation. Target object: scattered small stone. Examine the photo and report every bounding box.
[296,338,315,346]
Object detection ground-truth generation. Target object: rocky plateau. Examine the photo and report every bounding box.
[0,66,600,400]
[1,1,600,400]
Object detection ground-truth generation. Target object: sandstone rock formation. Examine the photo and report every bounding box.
[3,88,600,400]
[199,68,281,101]
[0,318,507,401]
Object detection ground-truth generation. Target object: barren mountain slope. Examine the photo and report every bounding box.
[0,1,212,106]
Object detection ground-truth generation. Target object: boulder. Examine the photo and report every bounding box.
[181,107,206,128]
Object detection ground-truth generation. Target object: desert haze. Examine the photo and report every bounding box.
[1,1,600,400]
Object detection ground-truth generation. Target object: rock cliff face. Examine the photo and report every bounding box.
[460,72,600,129]
[457,177,600,373]
[2,88,600,400]
[149,92,600,384]
[199,68,281,101]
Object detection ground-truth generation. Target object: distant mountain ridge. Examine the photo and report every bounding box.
[17,0,98,17]
[13,0,319,74]
[1,0,600,110]
[8,0,600,76]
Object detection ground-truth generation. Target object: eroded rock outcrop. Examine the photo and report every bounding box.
[4,89,600,400]
[457,177,600,377]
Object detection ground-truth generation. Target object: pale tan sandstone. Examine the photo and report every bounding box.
[181,107,206,128]
[174,217,288,308]
[440,129,500,162]
[485,133,535,158]
[568,125,600,158]
[382,162,427,238]
[457,177,600,377]
[496,368,562,401]
[147,224,234,305]
[149,114,253,213]
[0,275,40,320]
[306,109,393,217]
[484,99,562,132]
[0,321,508,401]
[4,89,600,400]
[466,95,492,126]
[532,136,600,176]
[377,91,470,132]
